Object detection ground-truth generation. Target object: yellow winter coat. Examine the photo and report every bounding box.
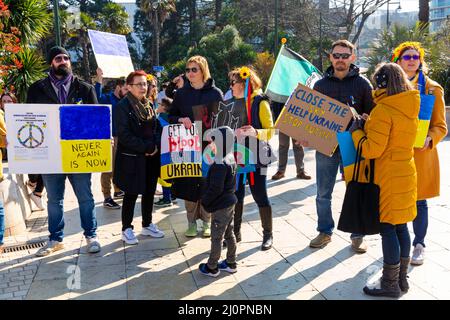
[411,75,448,200]
[352,89,420,225]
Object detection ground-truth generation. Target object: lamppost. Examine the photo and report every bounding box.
[274,0,279,54]
[153,0,161,67]
[386,0,402,29]
[53,0,61,46]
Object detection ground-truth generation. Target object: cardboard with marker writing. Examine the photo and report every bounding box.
[274,83,353,156]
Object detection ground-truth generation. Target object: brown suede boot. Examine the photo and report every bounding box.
[259,206,273,251]
[233,202,244,243]
[363,263,401,298]
[399,257,410,292]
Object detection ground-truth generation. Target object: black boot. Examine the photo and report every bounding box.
[363,263,401,298]
[259,206,273,251]
[399,257,410,292]
[233,202,244,243]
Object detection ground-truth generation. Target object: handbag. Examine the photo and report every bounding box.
[338,136,380,235]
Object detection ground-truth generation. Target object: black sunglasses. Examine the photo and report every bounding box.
[185,67,199,73]
[331,53,351,60]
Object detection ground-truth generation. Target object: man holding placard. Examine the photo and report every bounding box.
[26,46,101,257]
[309,40,374,252]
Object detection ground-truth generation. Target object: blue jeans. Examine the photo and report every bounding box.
[315,150,363,239]
[413,200,428,247]
[380,223,411,265]
[0,199,4,245]
[235,167,270,207]
[42,174,97,242]
[162,186,171,201]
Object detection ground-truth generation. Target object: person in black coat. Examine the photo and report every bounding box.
[168,55,223,238]
[113,70,165,245]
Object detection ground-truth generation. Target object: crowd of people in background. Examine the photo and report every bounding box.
[0,39,447,298]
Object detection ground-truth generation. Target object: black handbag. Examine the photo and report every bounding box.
[338,136,381,235]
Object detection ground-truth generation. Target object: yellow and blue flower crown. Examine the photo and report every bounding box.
[391,41,425,63]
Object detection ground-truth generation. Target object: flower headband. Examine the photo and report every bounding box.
[146,74,155,82]
[239,66,251,80]
[391,41,425,63]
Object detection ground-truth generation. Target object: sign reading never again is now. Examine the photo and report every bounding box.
[160,123,202,179]
[275,83,354,156]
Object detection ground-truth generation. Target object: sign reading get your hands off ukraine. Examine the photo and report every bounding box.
[5,104,112,174]
[275,83,354,156]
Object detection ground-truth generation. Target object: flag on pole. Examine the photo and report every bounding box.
[265,45,321,104]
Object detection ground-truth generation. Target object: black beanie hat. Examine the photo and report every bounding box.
[47,46,70,64]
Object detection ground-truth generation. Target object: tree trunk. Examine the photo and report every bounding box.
[155,11,160,67]
[419,0,430,23]
[215,0,222,27]
[80,30,90,82]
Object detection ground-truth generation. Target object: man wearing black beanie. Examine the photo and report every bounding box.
[26,46,101,257]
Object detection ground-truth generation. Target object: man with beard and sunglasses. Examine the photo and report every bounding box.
[305,40,374,253]
[26,46,101,257]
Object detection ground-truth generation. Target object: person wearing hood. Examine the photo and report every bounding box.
[308,40,374,253]
[168,55,224,238]
[199,126,238,277]
[228,66,276,251]
[392,42,448,266]
[350,63,420,298]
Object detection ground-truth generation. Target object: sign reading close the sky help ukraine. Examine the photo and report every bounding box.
[5,104,112,174]
[88,29,134,78]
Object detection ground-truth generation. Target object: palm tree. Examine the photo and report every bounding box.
[99,2,131,35]
[418,0,430,29]
[140,0,176,66]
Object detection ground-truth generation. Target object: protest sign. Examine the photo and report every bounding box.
[88,29,134,78]
[5,104,112,174]
[274,83,353,156]
[160,123,202,179]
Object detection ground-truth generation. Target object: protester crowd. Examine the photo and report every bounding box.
[0,40,447,298]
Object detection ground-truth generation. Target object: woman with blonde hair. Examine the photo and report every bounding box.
[228,66,275,250]
[168,55,223,238]
[392,41,448,266]
[348,63,420,297]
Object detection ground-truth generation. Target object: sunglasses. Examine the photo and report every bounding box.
[54,55,70,63]
[185,67,199,73]
[401,54,420,61]
[331,53,351,60]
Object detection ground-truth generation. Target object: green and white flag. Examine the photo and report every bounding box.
[265,45,322,104]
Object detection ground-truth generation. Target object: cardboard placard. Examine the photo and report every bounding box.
[274,83,354,156]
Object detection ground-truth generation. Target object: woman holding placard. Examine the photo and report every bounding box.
[168,55,223,238]
[114,70,165,245]
[392,42,448,266]
[228,66,275,251]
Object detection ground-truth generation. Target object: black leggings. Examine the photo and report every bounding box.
[121,156,159,231]
[28,174,44,193]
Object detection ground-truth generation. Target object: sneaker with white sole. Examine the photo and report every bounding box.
[411,244,425,265]
[113,191,125,199]
[154,198,173,207]
[30,192,45,211]
[198,263,220,277]
[218,260,237,273]
[141,223,165,238]
[103,197,121,209]
[122,228,138,245]
[35,240,64,257]
[86,236,101,253]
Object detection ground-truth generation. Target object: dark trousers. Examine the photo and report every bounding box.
[235,168,270,207]
[380,223,411,265]
[413,200,428,247]
[207,205,236,269]
[277,132,305,174]
[28,174,44,193]
[121,156,159,231]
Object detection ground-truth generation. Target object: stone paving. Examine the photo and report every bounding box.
[1,134,449,300]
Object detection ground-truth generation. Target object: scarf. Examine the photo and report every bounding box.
[126,92,155,122]
[48,69,73,104]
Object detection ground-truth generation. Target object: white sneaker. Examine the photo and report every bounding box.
[86,236,101,253]
[35,240,64,257]
[30,192,45,211]
[141,223,165,238]
[411,244,425,265]
[122,228,138,245]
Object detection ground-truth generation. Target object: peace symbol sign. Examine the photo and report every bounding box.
[17,123,45,149]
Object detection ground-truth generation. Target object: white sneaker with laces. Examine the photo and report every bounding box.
[86,236,101,253]
[30,193,45,211]
[141,223,165,238]
[411,244,425,265]
[122,228,138,245]
[35,240,64,257]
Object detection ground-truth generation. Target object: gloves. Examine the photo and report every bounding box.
[348,117,363,133]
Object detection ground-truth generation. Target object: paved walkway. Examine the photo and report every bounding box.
[1,134,450,300]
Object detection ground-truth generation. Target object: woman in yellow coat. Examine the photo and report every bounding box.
[392,41,448,266]
[349,63,420,298]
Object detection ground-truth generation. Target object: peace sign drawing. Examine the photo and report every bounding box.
[17,122,45,149]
